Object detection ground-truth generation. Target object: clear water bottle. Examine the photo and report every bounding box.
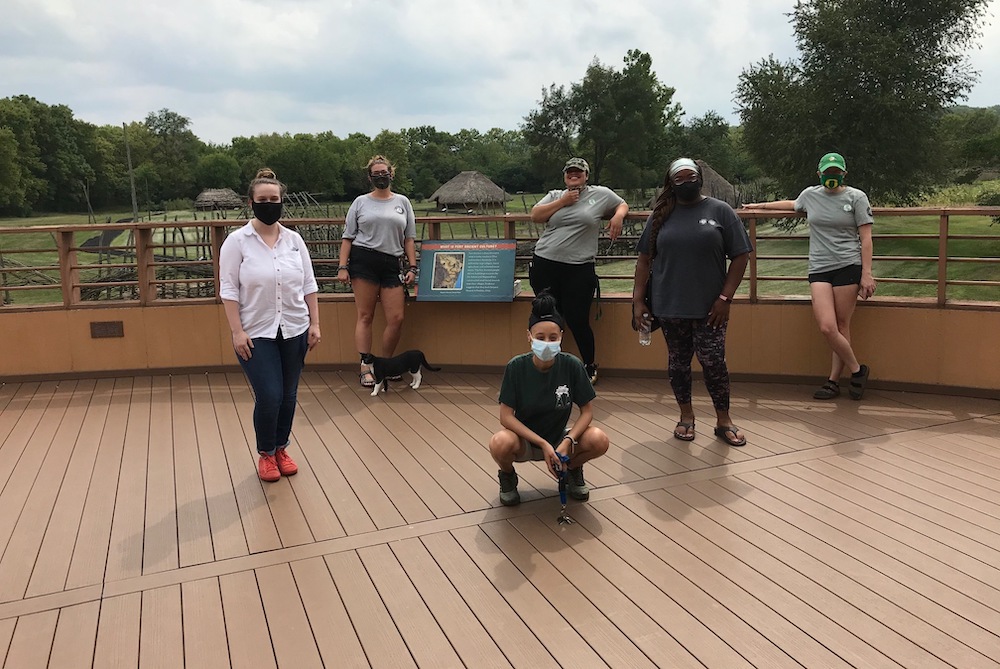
[639,315,651,346]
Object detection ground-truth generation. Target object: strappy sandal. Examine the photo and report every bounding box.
[673,420,696,441]
[359,367,376,388]
[813,380,840,400]
[849,364,870,400]
[713,425,747,447]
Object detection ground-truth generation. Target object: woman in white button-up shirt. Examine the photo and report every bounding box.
[220,168,321,482]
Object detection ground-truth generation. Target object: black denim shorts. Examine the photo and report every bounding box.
[808,264,862,287]
[348,245,404,288]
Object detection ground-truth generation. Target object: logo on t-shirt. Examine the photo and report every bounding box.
[588,198,597,205]
[699,218,720,227]
[554,384,571,408]
[843,204,853,212]
[394,206,404,214]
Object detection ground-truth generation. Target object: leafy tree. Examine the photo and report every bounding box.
[0,128,26,211]
[195,153,241,191]
[144,108,204,201]
[736,0,991,203]
[523,50,682,189]
[938,106,1000,179]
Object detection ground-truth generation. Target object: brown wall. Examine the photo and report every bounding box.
[2,298,997,396]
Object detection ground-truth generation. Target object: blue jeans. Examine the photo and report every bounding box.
[237,328,309,455]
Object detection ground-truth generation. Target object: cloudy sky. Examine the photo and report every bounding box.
[3,0,998,145]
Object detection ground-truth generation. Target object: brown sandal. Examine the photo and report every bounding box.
[359,369,376,388]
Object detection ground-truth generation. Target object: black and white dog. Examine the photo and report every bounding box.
[368,350,442,396]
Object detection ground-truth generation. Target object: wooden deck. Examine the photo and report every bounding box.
[0,370,998,668]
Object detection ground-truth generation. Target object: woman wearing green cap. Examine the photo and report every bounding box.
[745,152,876,400]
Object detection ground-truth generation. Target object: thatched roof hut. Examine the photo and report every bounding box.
[646,160,742,209]
[428,171,511,211]
[195,188,244,211]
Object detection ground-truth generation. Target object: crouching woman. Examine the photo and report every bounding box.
[489,290,609,506]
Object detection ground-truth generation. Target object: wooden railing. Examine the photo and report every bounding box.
[1,208,997,310]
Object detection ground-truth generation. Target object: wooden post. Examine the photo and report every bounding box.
[937,213,949,307]
[748,217,758,303]
[57,231,81,306]
[136,228,154,305]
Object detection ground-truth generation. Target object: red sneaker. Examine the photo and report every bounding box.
[257,454,280,482]
[275,448,298,476]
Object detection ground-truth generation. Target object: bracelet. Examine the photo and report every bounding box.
[563,434,578,447]
[718,294,730,302]
[337,265,348,271]
[408,266,418,272]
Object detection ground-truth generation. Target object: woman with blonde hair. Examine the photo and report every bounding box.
[337,155,418,387]
[220,168,321,482]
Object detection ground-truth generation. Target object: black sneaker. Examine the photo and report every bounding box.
[498,469,520,506]
[566,466,589,501]
[585,363,598,385]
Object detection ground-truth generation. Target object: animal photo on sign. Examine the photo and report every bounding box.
[432,252,465,290]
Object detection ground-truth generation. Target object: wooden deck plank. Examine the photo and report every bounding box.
[549,508,756,669]
[393,387,523,504]
[860,447,1000,510]
[0,380,86,602]
[49,600,101,669]
[0,382,38,463]
[93,592,141,669]
[892,437,1000,487]
[287,557,369,668]
[329,373,464,519]
[142,375,179,575]
[254,564,324,668]
[817,455,1000,548]
[725,471,1000,666]
[791,459,1000,600]
[293,376,381,535]
[0,382,64,560]
[0,619,14,668]
[169,375,215,568]
[603,495,855,668]
[324,550,417,668]
[181,578,231,669]
[753,468,1000,638]
[105,376,151,583]
[65,378,133,590]
[388,537,513,668]
[419,531,559,668]
[450,524,609,667]
[5,610,58,669]
[220,373,315,548]
[358,543,464,666]
[218,571,277,669]
[661,483,942,669]
[139,585,184,669]
[188,375,250,561]
[299,373,411,529]
[506,514,705,668]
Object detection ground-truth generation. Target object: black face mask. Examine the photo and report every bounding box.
[673,181,702,202]
[371,174,392,190]
[252,201,283,225]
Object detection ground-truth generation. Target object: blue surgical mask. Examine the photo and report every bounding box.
[531,338,561,361]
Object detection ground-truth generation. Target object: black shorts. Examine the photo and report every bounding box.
[808,264,862,287]
[348,245,404,288]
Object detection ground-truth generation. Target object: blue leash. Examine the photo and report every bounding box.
[554,452,574,525]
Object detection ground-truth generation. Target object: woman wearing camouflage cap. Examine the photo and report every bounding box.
[745,151,876,400]
[529,157,629,384]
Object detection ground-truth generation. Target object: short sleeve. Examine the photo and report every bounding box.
[636,212,655,255]
[855,191,874,227]
[498,359,518,407]
[218,233,242,301]
[403,196,417,239]
[344,198,361,239]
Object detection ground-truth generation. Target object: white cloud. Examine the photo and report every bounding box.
[1,0,997,143]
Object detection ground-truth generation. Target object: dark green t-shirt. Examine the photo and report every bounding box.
[497,352,596,447]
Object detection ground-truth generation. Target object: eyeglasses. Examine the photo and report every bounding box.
[370,170,391,178]
[671,175,699,185]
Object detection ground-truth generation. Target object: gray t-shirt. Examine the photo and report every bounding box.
[636,197,753,320]
[344,193,416,257]
[533,185,626,264]
[794,185,874,273]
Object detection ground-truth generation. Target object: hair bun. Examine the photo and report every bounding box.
[255,168,277,180]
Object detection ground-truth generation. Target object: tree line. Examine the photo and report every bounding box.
[1,0,996,216]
